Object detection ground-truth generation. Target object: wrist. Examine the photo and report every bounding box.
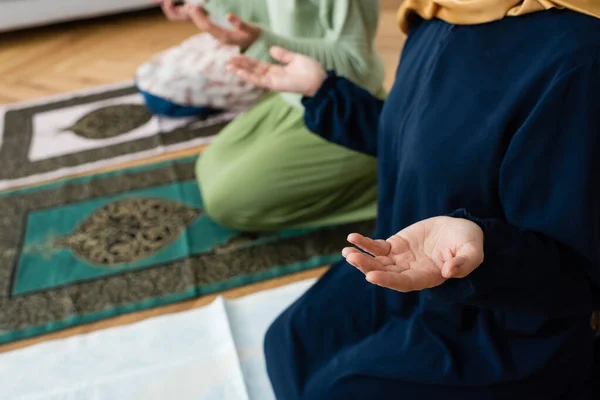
[449,209,486,233]
[304,69,328,97]
[240,26,261,52]
[301,70,339,110]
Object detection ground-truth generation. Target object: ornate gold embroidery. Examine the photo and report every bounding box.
[59,198,201,266]
[64,104,152,139]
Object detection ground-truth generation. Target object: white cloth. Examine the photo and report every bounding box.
[0,279,316,400]
[136,33,266,110]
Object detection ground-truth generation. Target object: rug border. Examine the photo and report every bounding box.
[0,155,197,199]
[0,255,332,345]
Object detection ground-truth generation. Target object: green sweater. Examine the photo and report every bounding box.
[204,0,385,106]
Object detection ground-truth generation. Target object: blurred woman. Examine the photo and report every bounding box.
[144,0,386,231]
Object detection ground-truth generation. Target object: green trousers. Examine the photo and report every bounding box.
[196,93,378,231]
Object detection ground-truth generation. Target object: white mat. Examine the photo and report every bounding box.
[0,279,316,400]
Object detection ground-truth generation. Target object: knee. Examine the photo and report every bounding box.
[199,181,267,231]
[196,159,279,232]
[196,154,236,229]
[267,317,368,400]
[264,312,289,366]
[200,182,239,229]
[263,308,304,398]
[197,175,263,232]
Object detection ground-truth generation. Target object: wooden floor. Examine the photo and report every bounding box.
[0,5,405,353]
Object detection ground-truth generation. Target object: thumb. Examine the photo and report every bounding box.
[186,4,208,22]
[441,244,483,279]
[269,46,295,65]
[227,13,252,32]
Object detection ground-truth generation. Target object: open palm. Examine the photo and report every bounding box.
[343,216,485,293]
[228,47,327,97]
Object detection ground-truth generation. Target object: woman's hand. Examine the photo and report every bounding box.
[185,6,260,51]
[228,47,327,97]
[154,0,190,22]
[343,216,484,293]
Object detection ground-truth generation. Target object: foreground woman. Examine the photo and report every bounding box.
[229,1,600,399]
[180,0,386,231]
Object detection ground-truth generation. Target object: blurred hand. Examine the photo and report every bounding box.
[153,0,190,22]
[343,216,484,293]
[185,6,260,50]
[228,47,327,97]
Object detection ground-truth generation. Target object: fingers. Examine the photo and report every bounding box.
[231,69,271,88]
[161,1,177,19]
[186,5,232,42]
[186,4,209,28]
[344,248,402,273]
[347,233,391,257]
[269,46,296,65]
[228,55,276,88]
[366,269,437,293]
[227,13,253,34]
[441,243,483,279]
[341,247,360,258]
[228,55,261,71]
[343,248,399,275]
[228,61,273,89]
[441,255,465,279]
[161,0,188,21]
[344,251,386,275]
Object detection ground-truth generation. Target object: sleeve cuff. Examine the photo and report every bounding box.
[449,208,505,262]
[426,209,507,304]
[423,209,486,304]
[449,208,486,232]
[301,70,339,109]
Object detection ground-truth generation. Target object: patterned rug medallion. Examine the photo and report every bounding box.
[0,82,238,191]
[0,157,375,345]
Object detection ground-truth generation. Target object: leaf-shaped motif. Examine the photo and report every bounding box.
[59,197,201,266]
[64,104,152,139]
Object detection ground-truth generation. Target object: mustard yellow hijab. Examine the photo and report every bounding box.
[398,0,600,33]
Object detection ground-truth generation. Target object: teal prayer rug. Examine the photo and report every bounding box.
[0,157,375,345]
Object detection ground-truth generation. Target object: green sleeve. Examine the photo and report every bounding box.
[244,0,384,94]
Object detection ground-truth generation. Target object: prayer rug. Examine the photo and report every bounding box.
[0,156,376,344]
[0,81,239,191]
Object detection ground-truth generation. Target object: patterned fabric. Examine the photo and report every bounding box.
[0,156,375,345]
[0,83,238,191]
[136,33,266,110]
